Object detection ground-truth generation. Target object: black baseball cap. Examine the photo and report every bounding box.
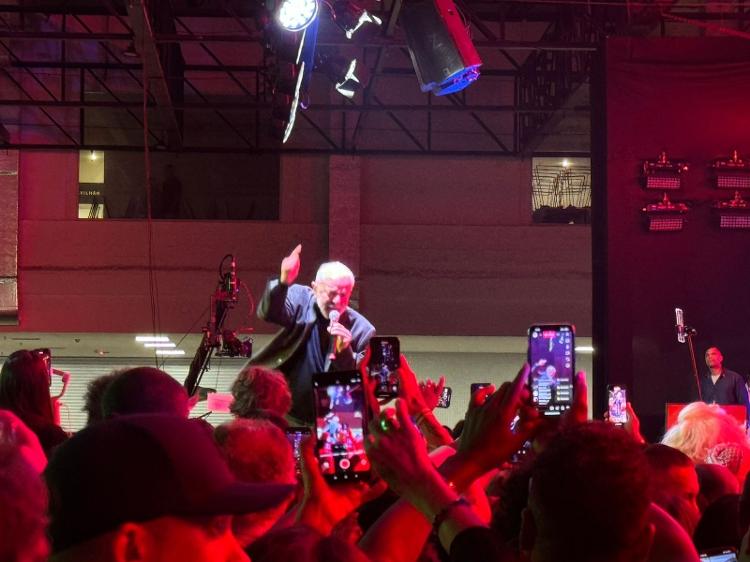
[45,414,294,553]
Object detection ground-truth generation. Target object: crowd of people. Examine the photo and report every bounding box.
[2,248,750,562]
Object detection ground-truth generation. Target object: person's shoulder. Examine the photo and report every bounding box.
[725,369,744,380]
[287,283,314,300]
[346,308,374,331]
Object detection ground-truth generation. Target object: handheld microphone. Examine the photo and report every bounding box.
[328,310,341,360]
[675,308,686,344]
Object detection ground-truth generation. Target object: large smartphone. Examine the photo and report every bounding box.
[369,336,400,399]
[607,385,628,425]
[699,548,738,562]
[437,386,452,408]
[527,324,575,416]
[285,426,312,477]
[312,370,371,484]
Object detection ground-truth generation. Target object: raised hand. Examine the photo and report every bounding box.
[280,244,302,285]
[419,376,446,412]
[456,364,541,475]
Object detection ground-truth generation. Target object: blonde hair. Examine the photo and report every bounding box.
[662,402,750,481]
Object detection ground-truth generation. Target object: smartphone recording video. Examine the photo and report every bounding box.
[369,336,400,399]
[312,371,371,483]
[285,426,312,477]
[437,386,452,408]
[607,385,628,425]
[527,324,575,416]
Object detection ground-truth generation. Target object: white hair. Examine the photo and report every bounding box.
[661,401,750,481]
[315,261,355,284]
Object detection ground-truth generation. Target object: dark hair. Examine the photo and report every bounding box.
[0,350,55,432]
[101,367,188,419]
[693,494,741,552]
[230,366,291,419]
[531,422,652,561]
[82,371,123,426]
[248,525,370,562]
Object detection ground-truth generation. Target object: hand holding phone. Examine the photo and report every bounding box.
[527,324,575,416]
[607,385,628,426]
[312,371,371,484]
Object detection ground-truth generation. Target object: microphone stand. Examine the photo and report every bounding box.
[684,326,702,401]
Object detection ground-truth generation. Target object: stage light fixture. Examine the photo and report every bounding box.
[399,0,482,96]
[713,191,750,229]
[277,0,319,31]
[711,149,750,190]
[642,150,688,190]
[330,0,382,39]
[317,54,360,99]
[642,193,689,232]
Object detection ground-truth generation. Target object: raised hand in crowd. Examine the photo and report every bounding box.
[603,400,646,444]
[296,435,385,537]
[280,243,302,285]
[419,376,446,412]
[395,354,453,449]
[450,364,541,483]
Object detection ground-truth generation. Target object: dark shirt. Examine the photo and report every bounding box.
[700,369,750,423]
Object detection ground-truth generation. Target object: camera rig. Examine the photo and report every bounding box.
[183,254,253,397]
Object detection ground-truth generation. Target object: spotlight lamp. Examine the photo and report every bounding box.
[713,191,750,229]
[642,192,689,232]
[277,0,319,31]
[711,149,750,190]
[642,151,689,190]
[330,0,382,39]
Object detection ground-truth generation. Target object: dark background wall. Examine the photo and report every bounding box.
[597,37,750,440]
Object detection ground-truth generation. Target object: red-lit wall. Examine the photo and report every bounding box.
[8,151,591,336]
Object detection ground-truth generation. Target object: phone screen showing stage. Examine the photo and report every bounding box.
[312,371,370,483]
[369,337,400,398]
[608,386,628,425]
[528,324,574,416]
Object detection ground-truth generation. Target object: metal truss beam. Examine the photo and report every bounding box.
[125,0,183,148]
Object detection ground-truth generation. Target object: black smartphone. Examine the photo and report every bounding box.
[470,382,490,395]
[369,336,400,399]
[437,386,452,408]
[699,548,738,562]
[285,426,312,477]
[607,385,628,426]
[527,324,575,416]
[312,370,371,484]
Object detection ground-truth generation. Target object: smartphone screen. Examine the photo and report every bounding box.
[470,383,491,395]
[528,324,575,416]
[700,549,738,562]
[312,371,371,483]
[437,386,452,408]
[607,385,628,425]
[285,426,312,477]
[369,336,400,399]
